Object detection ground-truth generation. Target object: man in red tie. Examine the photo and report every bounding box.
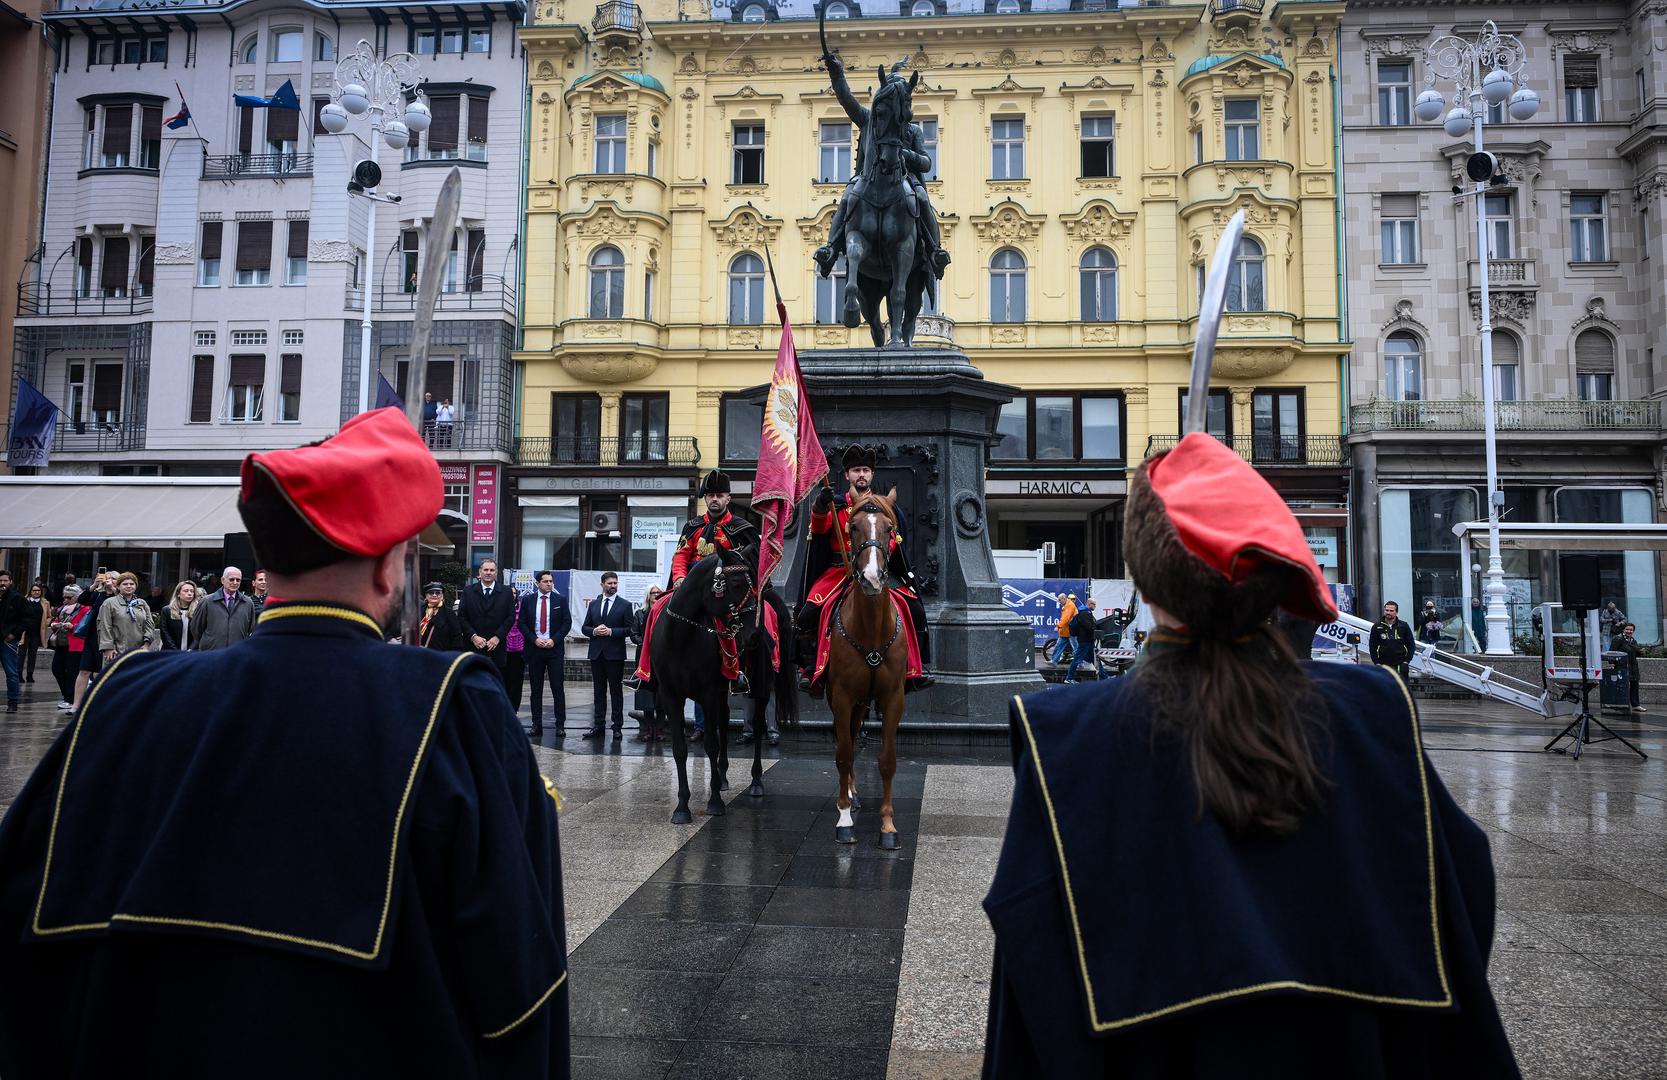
[517,570,571,739]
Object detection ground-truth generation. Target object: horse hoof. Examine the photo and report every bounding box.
[835,826,857,844]
[706,798,727,817]
[671,806,693,825]
[878,831,901,851]
[746,782,766,798]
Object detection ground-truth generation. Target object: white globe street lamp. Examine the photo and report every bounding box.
[403,97,432,133]
[1421,20,1539,656]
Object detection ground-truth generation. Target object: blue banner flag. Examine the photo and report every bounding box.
[7,378,60,468]
[233,79,300,110]
[374,374,405,412]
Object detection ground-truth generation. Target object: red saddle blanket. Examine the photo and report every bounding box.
[633,592,780,683]
[810,578,923,687]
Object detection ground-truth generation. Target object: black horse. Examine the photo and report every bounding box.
[651,546,797,823]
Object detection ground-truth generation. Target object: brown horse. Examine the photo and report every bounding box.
[824,488,907,850]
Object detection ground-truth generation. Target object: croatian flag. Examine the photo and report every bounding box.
[752,302,828,592]
[165,84,192,129]
[7,378,60,468]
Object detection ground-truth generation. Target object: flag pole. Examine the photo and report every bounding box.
[749,201,785,308]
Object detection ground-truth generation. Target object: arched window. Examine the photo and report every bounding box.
[1225,235,1265,312]
[815,256,848,325]
[1383,331,1422,401]
[995,0,1020,12]
[315,33,335,61]
[990,248,1027,323]
[1079,246,1117,322]
[270,27,303,62]
[729,252,765,324]
[911,0,934,14]
[740,3,768,20]
[588,246,625,319]
[1575,328,1616,401]
[1490,329,1520,401]
[238,35,258,64]
[825,1,850,16]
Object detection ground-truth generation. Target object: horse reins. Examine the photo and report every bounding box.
[833,500,903,701]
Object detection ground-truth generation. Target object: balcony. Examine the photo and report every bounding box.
[202,154,313,180]
[515,435,700,468]
[1351,399,1661,434]
[1145,434,1346,467]
[1467,258,1537,290]
[591,0,642,38]
[0,420,144,460]
[1210,0,1262,20]
[416,420,512,454]
[347,275,517,318]
[16,283,152,318]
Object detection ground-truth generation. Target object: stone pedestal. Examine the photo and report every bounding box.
[762,346,1043,730]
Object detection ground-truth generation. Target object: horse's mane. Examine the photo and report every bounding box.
[849,489,899,531]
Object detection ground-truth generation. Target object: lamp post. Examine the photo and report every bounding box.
[318,39,430,415]
[1416,21,1540,655]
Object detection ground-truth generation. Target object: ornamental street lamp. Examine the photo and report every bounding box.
[1416,21,1540,656]
[319,40,430,415]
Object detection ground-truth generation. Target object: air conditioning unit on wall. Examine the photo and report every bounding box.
[591,511,621,533]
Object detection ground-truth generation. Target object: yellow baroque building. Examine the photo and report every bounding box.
[513,0,1349,581]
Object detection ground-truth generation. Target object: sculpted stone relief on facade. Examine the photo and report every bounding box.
[152,243,194,265]
[1059,201,1133,243]
[560,351,656,384]
[307,240,355,264]
[1381,298,1431,339]
[1469,291,1536,327]
[709,207,781,250]
[970,201,1044,247]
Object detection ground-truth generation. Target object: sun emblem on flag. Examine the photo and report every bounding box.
[765,371,799,464]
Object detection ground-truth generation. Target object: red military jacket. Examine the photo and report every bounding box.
[806,488,907,604]
[670,510,759,582]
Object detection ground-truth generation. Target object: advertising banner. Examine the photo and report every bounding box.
[1001,578,1090,647]
[470,464,498,544]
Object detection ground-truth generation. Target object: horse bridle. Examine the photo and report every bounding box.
[835,502,902,682]
[665,561,756,644]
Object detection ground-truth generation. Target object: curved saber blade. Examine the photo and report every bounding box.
[404,166,464,432]
[1185,209,1246,435]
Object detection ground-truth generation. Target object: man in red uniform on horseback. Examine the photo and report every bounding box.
[633,469,759,696]
[795,445,933,694]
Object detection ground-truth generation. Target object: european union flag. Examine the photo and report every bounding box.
[375,374,405,412]
[7,378,60,468]
[233,79,301,111]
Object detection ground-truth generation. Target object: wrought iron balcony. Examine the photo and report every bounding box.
[515,435,700,468]
[1351,398,1661,433]
[0,419,144,459]
[202,154,313,180]
[417,420,512,454]
[1211,0,1263,14]
[1145,434,1345,467]
[349,275,517,317]
[16,283,152,317]
[592,0,642,34]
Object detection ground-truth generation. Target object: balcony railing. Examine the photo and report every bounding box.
[16,283,152,317]
[1351,398,1661,434]
[417,420,512,453]
[348,274,517,317]
[592,0,642,33]
[202,154,314,180]
[0,419,144,458]
[1145,434,1345,467]
[515,435,700,468]
[1211,0,1264,13]
[1468,258,1537,289]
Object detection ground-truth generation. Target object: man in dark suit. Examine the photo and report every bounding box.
[520,570,571,739]
[580,571,633,740]
[459,559,516,687]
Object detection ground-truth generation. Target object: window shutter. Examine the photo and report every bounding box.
[287,219,309,259]
[100,237,129,291]
[1380,194,1418,217]
[312,97,329,140]
[201,220,222,260]
[77,237,93,274]
[102,105,131,156]
[280,354,303,394]
[428,96,459,152]
[236,220,272,272]
[1575,329,1615,372]
[230,355,265,387]
[191,356,215,422]
[138,238,154,290]
[1490,330,1519,365]
[467,94,489,144]
[238,106,255,153]
[1563,54,1600,88]
[91,365,123,413]
[141,105,161,143]
[267,105,298,144]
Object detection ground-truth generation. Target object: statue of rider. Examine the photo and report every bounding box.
[813,53,951,284]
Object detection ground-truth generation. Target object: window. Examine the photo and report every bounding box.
[1377,61,1412,125]
[740,3,767,20]
[316,34,335,61]
[1252,390,1302,461]
[90,362,123,424]
[282,328,304,346]
[141,106,161,169]
[465,95,489,160]
[1483,192,1513,258]
[1080,247,1117,322]
[992,400,1026,459]
[1384,331,1422,401]
[1082,397,1121,459]
[101,104,131,167]
[620,394,669,462]
[1179,389,1232,439]
[93,39,114,65]
[1380,194,1420,264]
[425,96,460,160]
[226,356,264,422]
[595,113,627,173]
[267,104,298,157]
[83,107,96,168]
[197,221,221,286]
[235,220,272,285]
[1193,126,1204,165]
[284,220,308,285]
[465,229,485,292]
[647,140,658,177]
[1034,397,1073,459]
[816,256,848,324]
[415,29,437,54]
[194,330,217,348]
[401,230,419,293]
[551,392,602,462]
[991,396,1123,460]
[1226,236,1265,312]
[918,118,938,180]
[1380,489,1479,636]
[721,395,763,461]
[1224,99,1259,161]
[1492,328,1520,401]
[824,1,849,16]
[190,356,215,423]
[1080,115,1114,178]
[1639,68,1649,110]
[100,236,130,297]
[588,245,625,319]
[733,123,764,184]
[443,234,460,294]
[643,270,655,321]
[991,117,1024,179]
[137,236,153,297]
[67,361,86,422]
[912,0,934,13]
[729,252,765,324]
[468,29,491,52]
[441,29,464,55]
[270,29,302,62]
[238,106,255,155]
[75,238,92,297]
[1570,193,1608,263]
[995,0,1019,12]
[819,121,851,182]
[279,355,302,422]
[990,248,1027,322]
[1564,54,1600,122]
[238,36,257,64]
[230,329,267,346]
[1576,329,1616,401]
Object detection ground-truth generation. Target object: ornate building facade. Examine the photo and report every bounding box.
[514,0,1349,579]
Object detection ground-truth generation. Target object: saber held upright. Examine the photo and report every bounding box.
[404,166,464,433]
[1184,209,1246,435]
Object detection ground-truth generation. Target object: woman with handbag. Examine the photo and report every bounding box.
[48,585,84,709]
[160,581,200,650]
[70,572,115,711]
[503,590,527,713]
[96,572,156,663]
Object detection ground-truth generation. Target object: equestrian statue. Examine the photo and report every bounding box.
[813,2,949,350]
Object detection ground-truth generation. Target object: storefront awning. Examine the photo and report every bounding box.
[0,479,243,549]
[1452,521,1667,551]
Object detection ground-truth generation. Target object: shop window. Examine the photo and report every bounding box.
[990,395,1122,461]
[1379,487,1477,628]
[992,399,1027,460]
[521,505,582,573]
[1178,388,1231,439]
[1554,487,1660,643]
[721,395,763,462]
[551,392,601,463]
[1082,397,1121,460]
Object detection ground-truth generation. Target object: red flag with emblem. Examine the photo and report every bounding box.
[753,302,829,591]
